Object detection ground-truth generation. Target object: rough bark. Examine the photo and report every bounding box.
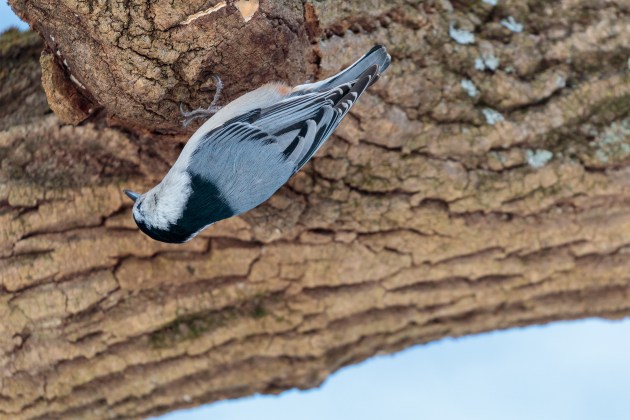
[2,0,630,418]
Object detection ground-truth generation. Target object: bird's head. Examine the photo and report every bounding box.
[123,187,195,244]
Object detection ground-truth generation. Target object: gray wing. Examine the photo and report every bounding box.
[188,65,380,215]
[237,64,379,172]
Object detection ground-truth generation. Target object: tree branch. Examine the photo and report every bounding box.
[2,0,630,418]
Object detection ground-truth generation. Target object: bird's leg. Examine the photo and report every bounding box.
[180,75,224,127]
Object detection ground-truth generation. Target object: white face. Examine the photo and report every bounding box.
[132,171,192,230]
[131,190,154,227]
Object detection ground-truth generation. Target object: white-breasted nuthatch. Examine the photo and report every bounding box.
[124,45,391,243]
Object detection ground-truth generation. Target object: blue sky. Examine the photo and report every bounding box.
[1,1,28,30]
[3,4,630,419]
[158,320,630,420]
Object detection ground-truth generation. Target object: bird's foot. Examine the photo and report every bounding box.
[180,104,222,127]
[180,75,224,127]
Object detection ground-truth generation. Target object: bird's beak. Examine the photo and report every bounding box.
[123,189,141,202]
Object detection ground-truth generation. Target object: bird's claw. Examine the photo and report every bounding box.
[180,75,224,127]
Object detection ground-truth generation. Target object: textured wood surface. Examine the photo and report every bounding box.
[2,0,630,418]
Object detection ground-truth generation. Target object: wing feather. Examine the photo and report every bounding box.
[187,63,382,215]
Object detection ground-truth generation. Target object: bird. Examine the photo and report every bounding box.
[124,45,391,243]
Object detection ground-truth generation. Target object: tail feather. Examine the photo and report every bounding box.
[294,65,380,170]
[294,45,391,93]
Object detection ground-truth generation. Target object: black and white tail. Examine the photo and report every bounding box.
[295,45,391,93]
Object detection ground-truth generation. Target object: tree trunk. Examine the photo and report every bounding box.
[2,0,630,418]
